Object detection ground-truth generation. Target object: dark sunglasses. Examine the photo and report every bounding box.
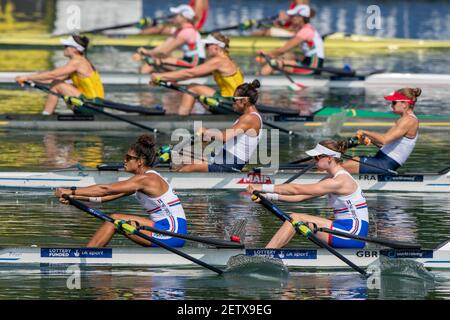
[313,155,328,161]
[125,154,140,161]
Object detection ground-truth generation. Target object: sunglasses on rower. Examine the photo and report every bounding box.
[313,155,328,161]
[125,154,140,161]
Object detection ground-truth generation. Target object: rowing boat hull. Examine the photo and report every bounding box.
[1,246,449,269]
[1,113,450,132]
[3,72,450,88]
[0,169,448,192]
[2,33,450,51]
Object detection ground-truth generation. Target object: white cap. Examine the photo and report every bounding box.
[202,34,227,48]
[305,143,341,158]
[286,4,311,18]
[60,36,85,52]
[170,4,195,20]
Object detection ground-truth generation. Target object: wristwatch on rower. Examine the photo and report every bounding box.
[70,186,77,195]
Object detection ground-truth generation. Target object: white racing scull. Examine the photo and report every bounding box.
[0,167,449,192]
[1,238,450,269]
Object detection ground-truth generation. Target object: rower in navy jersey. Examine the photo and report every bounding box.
[342,88,422,174]
[174,80,263,173]
[55,134,187,248]
[248,139,369,249]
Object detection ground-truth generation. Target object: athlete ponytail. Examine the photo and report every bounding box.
[130,134,157,166]
[396,88,422,107]
[234,79,261,104]
[318,139,348,163]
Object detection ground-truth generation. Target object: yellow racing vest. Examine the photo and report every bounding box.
[213,68,244,97]
[70,70,104,99]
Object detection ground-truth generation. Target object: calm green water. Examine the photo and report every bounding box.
[1,130,450,300]
[2,42,450,301]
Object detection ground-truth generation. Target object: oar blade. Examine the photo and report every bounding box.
[287,83,305,91]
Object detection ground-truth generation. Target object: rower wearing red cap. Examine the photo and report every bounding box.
[342,88,422,174]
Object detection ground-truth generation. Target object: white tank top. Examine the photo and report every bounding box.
[327,170,369,222]
[380,114,418,165]
[134,170,186,223]
[224,112,263,162]
[176,26,206,59]
[296,23,325,59]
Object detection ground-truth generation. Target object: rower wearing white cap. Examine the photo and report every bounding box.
[247,139,369,249]
[342,88,422,174]
[133,5,206,74]
[256,4,324,76]
[253,0,314,38]
[151,32,244,115]
[15,35,104,115]
[140,0,209,35]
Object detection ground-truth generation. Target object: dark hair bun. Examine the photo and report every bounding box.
[137,134,155,148]
[250,79,261,89]
[73,35,90,49]
[412,88,422,98]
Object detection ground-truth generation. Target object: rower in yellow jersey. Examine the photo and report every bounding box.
[151,32,244,115]
[15,35,104,115]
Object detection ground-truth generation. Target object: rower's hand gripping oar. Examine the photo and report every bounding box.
[63,195,225,275]
[155,79,300,136]
[144,57,192,70]
[23,81,159,133]
[259,52,306,92]
[251,191,367,276]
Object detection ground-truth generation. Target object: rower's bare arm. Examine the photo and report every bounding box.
[275,179,341,197]
[65,176,150,197]
[155,36,185,56]
[270,36,302,57]
[71,193,127,203]
[159,58,218,81]
[193,0,208,17]
[220,114,260,142]
[25,61,78,82]
[277,194,318,202]
[362,117,415,146]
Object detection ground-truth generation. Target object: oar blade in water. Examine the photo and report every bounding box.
[224,254,289,280]
[375,255,435,280]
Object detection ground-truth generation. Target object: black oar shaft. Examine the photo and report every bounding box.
[254,191,367,276]
[283,162,316,184]
[82,103,158,132]
[282,63,356,77]
[201,15,277,34]
[65,196,224,275]
[139,225,244,248]
[24,82,158,133]
[158,80,298,136]
[260,53,298,86]
[318,228,421,250]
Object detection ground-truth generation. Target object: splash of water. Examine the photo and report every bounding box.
[224,254,289,281]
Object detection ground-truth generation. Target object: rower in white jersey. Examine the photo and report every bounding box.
[342,88,422,174]
[256,4,325,76]
[175,80,263,173]
[247,139,369,249]
[132,5,206,74]
[55,134,187,248]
